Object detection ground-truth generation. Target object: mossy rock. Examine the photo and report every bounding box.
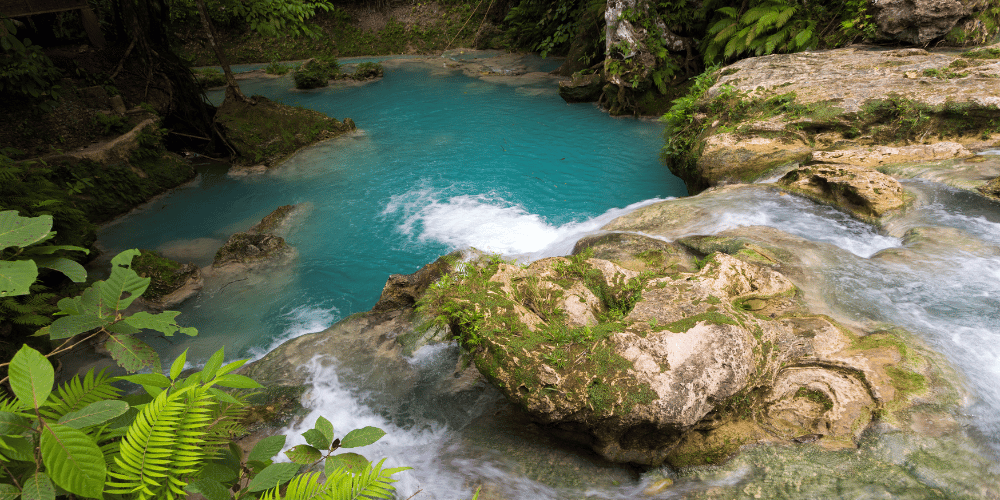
[352,62,384,80]
[215,95,354,167]
[132,250,198,300]
[212,233,288,268]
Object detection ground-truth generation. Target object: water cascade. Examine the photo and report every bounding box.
[98,55,1000,498]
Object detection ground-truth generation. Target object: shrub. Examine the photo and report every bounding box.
[293,57,339,89]
[353,62,384,80]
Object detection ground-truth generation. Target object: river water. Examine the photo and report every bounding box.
[98,55,1000,498]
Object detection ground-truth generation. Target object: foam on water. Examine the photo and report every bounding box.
[385,186,669,260]
[248,304,340,360]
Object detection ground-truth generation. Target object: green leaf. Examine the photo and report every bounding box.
[21,472,55,500]
[118,373,171,388]
[57,400,129,429]
[187,478,231,500]
[48,315,108,340]
[20,244,88,256]
[246,462,300,492]
[0,411,30,434]
[32,256,86,282]
[248,435,286,463]
[218,359,247,376]
[105,334,158,373]
[285,444,322,464]
[199,462,239,484]
[99,250,149,315]
[212,374,262,389]
[0,211,52,250]
[40,423,106,498]
[201,348,225,381]
[0,260,37,297]
[325,452,368,475]
[314,416,333,446]
[9,345,53,409]
[124,310,195,337]
[340,426,386,448]
[302,428,330,450]
[0,483,18,500]
[0,436,35,461]
[208,387,241,404]
[170,349,188,380]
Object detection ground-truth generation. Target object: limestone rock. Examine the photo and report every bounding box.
[673,47,1000,191]
[371,252,459,314]
[872,0,986,45]
[132,249,203,309]
[777,164,906,219]
[558,72,604,103]
[810,142,973,167]
[212,205,298,269]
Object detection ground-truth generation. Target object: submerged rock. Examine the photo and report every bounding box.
[212,205,299,269]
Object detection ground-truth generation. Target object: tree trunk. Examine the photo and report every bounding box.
[193,0,251,103]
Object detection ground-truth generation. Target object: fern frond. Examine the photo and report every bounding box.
[775,6,796,28]
[106,386,214,500]
[262,472,327,500]
[329,459,409,500]
[41,368,121,420]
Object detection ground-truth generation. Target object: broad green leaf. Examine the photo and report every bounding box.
[118,373,171,388]
[246,462,300,492]
[105,334,158,373]
[248,435,286,463]
[0,211,52,250]
[32,256,86,282]
[285,444,321,464]
[198,462,239,484]
[107,321,140,335]
[0,411,30,434]
[340,426,386,448]
[9,345,53,409]
[0,483,18,500]
[170,349,188,380]
[314,416,333,445]
[0,260,37,297]
[124,310,192,337]
[208,387,241,404]
[20,244,88,256]
[47,315,107,340]
[186,478,231,500]
[218,358,247,376]
[202,348,225,381]
[213,374,262,389]
[100,250,149,314]
[21,472,54,500]
[302,428,330,450]
[40,423,106,498]
[325,452,368,476]
[0,436,35,461]
[57,400,129,429]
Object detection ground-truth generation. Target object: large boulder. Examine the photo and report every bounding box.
[871,0,992,45]
[419,229,947,466]
[667,46,1000,195]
